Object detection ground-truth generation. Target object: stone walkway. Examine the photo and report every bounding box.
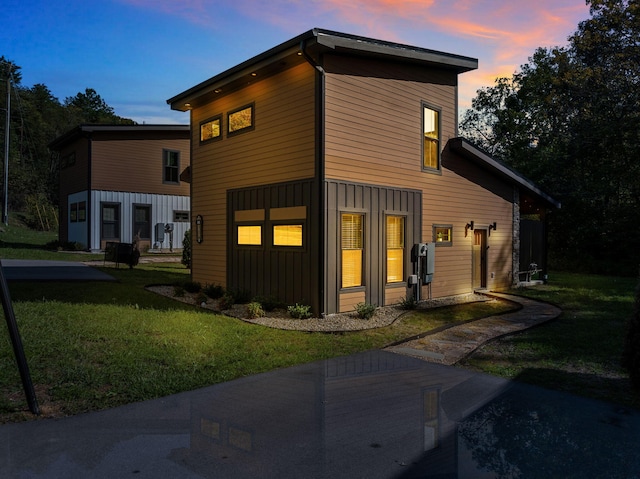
[385,292,562,365]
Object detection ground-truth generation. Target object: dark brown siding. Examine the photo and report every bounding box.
[325,180,421,313]
[58,138,90,242]
[227,179,320,313]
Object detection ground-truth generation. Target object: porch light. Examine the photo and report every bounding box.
[489,222,497,231]
[465,221,474,231]
[196,215,203,244]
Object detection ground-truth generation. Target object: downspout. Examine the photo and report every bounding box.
[300,40,326,315]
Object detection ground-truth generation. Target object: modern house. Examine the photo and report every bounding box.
[167,29,559,315]
[50,124,191,252]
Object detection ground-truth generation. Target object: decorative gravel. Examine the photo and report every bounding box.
[146,285,490,332]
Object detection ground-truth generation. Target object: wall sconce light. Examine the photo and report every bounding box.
[465,221,474,231]
[196,215,203,244]
[489,222,497,231]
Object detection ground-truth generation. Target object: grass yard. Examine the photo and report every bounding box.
[460,272,640,410]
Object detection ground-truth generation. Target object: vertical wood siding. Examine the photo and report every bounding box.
[190,62,317,288]
[322,55,515,298]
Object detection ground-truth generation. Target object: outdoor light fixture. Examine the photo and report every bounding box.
[196,215,203,244]
[465,221,474,230]
[489,222,497,231]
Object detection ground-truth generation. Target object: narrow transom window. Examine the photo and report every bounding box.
[386,216,405,283]
[341,213,363,288]
[423,105,440,171]
[200,115,222,143]
[228,103,254,136]
[163,149,180,184]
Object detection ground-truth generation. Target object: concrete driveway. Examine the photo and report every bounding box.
[0,259,116,282]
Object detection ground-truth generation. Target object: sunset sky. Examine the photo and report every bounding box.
[3,0,590,124]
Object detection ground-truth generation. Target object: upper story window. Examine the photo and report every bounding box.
[228,103,254,136]
[163,149,180,184]
[61,152,76,169]
[422,103,441,172]
[200,115,222,143]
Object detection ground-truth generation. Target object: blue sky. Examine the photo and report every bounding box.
[3,0,590,125]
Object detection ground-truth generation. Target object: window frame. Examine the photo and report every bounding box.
[386,215,406,285]
[340,212,365,290]
[199,114,223,144]
[432,224,453,246]
[133,204,152,240]
[421,102,442,173]
[272,222,304,248]
[236,224,263,246]
[227,103,255,137]
[163,149,180,185]
[77,201,86,222]
[70,203,78,223]
[101,202,121,240]
[173,210,190,222]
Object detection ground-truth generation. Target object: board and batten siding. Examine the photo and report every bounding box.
[189,62,317,288]
[323,54,515,297]
[89,190,190,251]
[90,139,190,197]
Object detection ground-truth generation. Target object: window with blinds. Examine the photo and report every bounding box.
[423,104,440,171]
[386,215,405,283]
[341,213,363,288]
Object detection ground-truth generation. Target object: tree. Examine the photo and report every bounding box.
[63,88,134,126]
[460,0,640,274]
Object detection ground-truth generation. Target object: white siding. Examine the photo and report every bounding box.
[68,191,89,246]
[89,190,190,251]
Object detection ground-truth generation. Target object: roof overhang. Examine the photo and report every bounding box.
[167,28,478,112]
[48,124,189,150]
[448,137,561,209]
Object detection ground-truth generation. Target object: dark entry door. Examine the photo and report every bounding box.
[472,229,487,289]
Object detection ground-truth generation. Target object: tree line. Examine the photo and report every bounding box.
[0,58,133,226]
[460,0,640,275]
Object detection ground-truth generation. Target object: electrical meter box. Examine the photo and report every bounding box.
[155,223,165,243]
[412,242,435,283]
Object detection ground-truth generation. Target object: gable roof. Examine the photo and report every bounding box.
[167,28,478,112]
[448,137,561,209]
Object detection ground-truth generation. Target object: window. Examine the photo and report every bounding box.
[273,225,303,246]
[238,225,262,245]
[433,224,453,246]
[423,104,440,171]
[163,149,180,184]
[173,210,190,222]
[61,152,75,169]
[101,203,120,240]
[78,201,86,222]
[70,203,78,223]
[386,216,405,283]
[228,103,254,136]
[200,115,222,143]
[133,205,151,239]
[341,213,364,288]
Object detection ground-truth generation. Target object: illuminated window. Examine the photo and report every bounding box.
[163,149,180,184]
[200,115,222,143]
[386,216,405,283]
[237,225,262,245]
[273,225,303,246]
[423,104,440,171]
[433,224,453,246]
[228,103,254,135]
[341,213,363,288]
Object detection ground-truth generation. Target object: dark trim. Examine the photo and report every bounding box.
[199,114,223,144]
[48,124,189,150]
[100,201,121,242]
[421,101,442,174]
[432,224,453,246]
[132,203,152,240]
[162,148,181,185]
[226,102,255,137]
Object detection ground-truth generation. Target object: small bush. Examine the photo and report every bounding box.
[354,302,377,319]
[195,292,208,305]
[398,295,418,310]
[252,295,282,312]
[622,279,640,389]
[247,302,265,319]
[204,283,225,299]
[218,292,235,310]
[230,288,252,304]
[183,281,202,294]
[288,303,312,319]
[173,286,186,298]
[182,229,191,268]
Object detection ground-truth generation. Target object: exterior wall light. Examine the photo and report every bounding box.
[465,221,474,231]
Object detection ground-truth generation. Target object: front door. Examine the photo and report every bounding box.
[472,229,487,289]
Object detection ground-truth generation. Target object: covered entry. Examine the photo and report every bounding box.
[472,229,487,289]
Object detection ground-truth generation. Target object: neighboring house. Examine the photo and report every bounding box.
[167,29,559,315]
[49,124,191,252]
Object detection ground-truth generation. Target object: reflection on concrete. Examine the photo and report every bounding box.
[0,350,638,478]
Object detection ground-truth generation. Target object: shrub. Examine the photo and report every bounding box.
[204,283,225,299]
[398,295,418,310]
[183,281,202,293]
[230,288,252,304]
[287,303,312,319]
[195,292,208,305]
[247,302,265,319]
[173,286,186,297]
[218,292,235,310]
[354,302,377,319]
[622,279,640,389]
[252,295,282,312]
[181,229,191,268]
